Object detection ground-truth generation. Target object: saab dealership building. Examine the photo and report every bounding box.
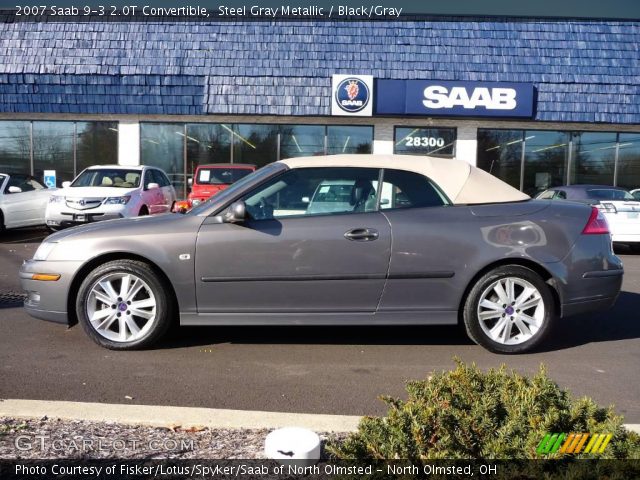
[0,16,639,196]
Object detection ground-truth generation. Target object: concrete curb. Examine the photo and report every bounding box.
[626,424,640,434]
[0,399,360,432]
[1,399,638,435]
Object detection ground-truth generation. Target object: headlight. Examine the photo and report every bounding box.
[104,195,131,205]
[49,195,64,204]
[33,242,57,261]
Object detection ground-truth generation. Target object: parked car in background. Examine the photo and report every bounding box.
[0,173,55,231]
[173,164,255,213]
[45,165,176,230]
[21,155,622,354]
[631,189,640,201]
[536,185,640,251]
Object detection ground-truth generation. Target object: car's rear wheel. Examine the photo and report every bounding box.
[138,206,149,216]
[76,259,173,350]
[0,210,5,233]
[463,265,554,354]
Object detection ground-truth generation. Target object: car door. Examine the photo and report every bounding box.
[143,169,165,214]
[194,167,391,317]
[375,169,469,320]
[1,176,49,228]
[156,170,175,211]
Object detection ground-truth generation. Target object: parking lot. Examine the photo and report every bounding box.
[1,227,639,422]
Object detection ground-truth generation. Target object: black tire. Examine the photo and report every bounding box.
[47,225,61,233]
[0,210,5,233]
[138,206,149,216]
[76,259,173,350]
[463,265,555,354]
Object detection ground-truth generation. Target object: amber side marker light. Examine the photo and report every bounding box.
[31,273,61,281]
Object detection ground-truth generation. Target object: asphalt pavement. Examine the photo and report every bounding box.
[1,227,639,422]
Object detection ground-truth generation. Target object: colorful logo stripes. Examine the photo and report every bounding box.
[536,433,612,455]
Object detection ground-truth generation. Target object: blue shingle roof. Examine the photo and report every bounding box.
[0,19,638,122]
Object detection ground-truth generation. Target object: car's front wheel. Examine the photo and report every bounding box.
[463,265,555,354]
[76,259,173,350]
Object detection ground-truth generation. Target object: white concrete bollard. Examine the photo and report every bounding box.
[264,427,321,466]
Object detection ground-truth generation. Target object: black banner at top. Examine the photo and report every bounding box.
[0,0,639,20]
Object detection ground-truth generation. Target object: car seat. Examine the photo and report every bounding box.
[125,172,140,187]
[351,179,376,212]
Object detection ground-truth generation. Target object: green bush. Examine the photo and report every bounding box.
[329,360,640,460]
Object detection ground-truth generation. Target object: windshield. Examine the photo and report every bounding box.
[196,167,253,185]
[587,189,635,201]
[188,163,284,215]
[72,169,142,188]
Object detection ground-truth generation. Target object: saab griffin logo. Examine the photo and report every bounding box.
[345,80,360,100]
[537,433,613,455]
[336,78,369,112]
[331,75,373,116]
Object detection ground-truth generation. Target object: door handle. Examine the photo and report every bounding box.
[344,228,379,241]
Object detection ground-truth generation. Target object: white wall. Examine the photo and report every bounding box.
[117,121,140,166]
[455,124,478,165]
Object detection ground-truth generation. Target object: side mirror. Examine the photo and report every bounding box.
[7,186,22,194]
[301,196,310,204]
[61,181,71,188]
[223,200,246,223]
[188,177,193,186]
[147,182,159,190]
[380,198,390,206]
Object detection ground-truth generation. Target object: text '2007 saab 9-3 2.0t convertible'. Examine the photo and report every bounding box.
[20,155,623,354]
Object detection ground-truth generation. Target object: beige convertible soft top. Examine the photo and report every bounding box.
[279,154,530,205]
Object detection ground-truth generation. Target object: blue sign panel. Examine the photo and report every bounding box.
[375,80,535,118]
[43,170,56,188]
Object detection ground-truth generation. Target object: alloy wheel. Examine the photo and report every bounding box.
[85,272,157,343]
[476,276,545,345]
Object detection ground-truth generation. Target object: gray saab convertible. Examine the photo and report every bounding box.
[20,155,623,353]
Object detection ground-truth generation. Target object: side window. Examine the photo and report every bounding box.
[537,190,555,200]
[6,175,41,193]
[554,190,567,200]
[143,170,156,189]
[152,170,170,187]
[240,167,380,220]
[379,169,448,210]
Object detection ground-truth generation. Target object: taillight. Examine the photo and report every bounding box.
[582,206,610,235]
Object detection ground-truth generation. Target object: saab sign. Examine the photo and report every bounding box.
[331,74,374,116]
[376,80,535,118]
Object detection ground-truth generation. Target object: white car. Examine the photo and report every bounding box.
[45,165,176,230]
[0,173,55,231]
[537,184,640,251]
[631,189,640,201]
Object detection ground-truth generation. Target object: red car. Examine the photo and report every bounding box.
[174,163,256,212]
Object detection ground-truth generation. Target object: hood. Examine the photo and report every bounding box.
[45,213,184,243]
[57,186,137,198]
